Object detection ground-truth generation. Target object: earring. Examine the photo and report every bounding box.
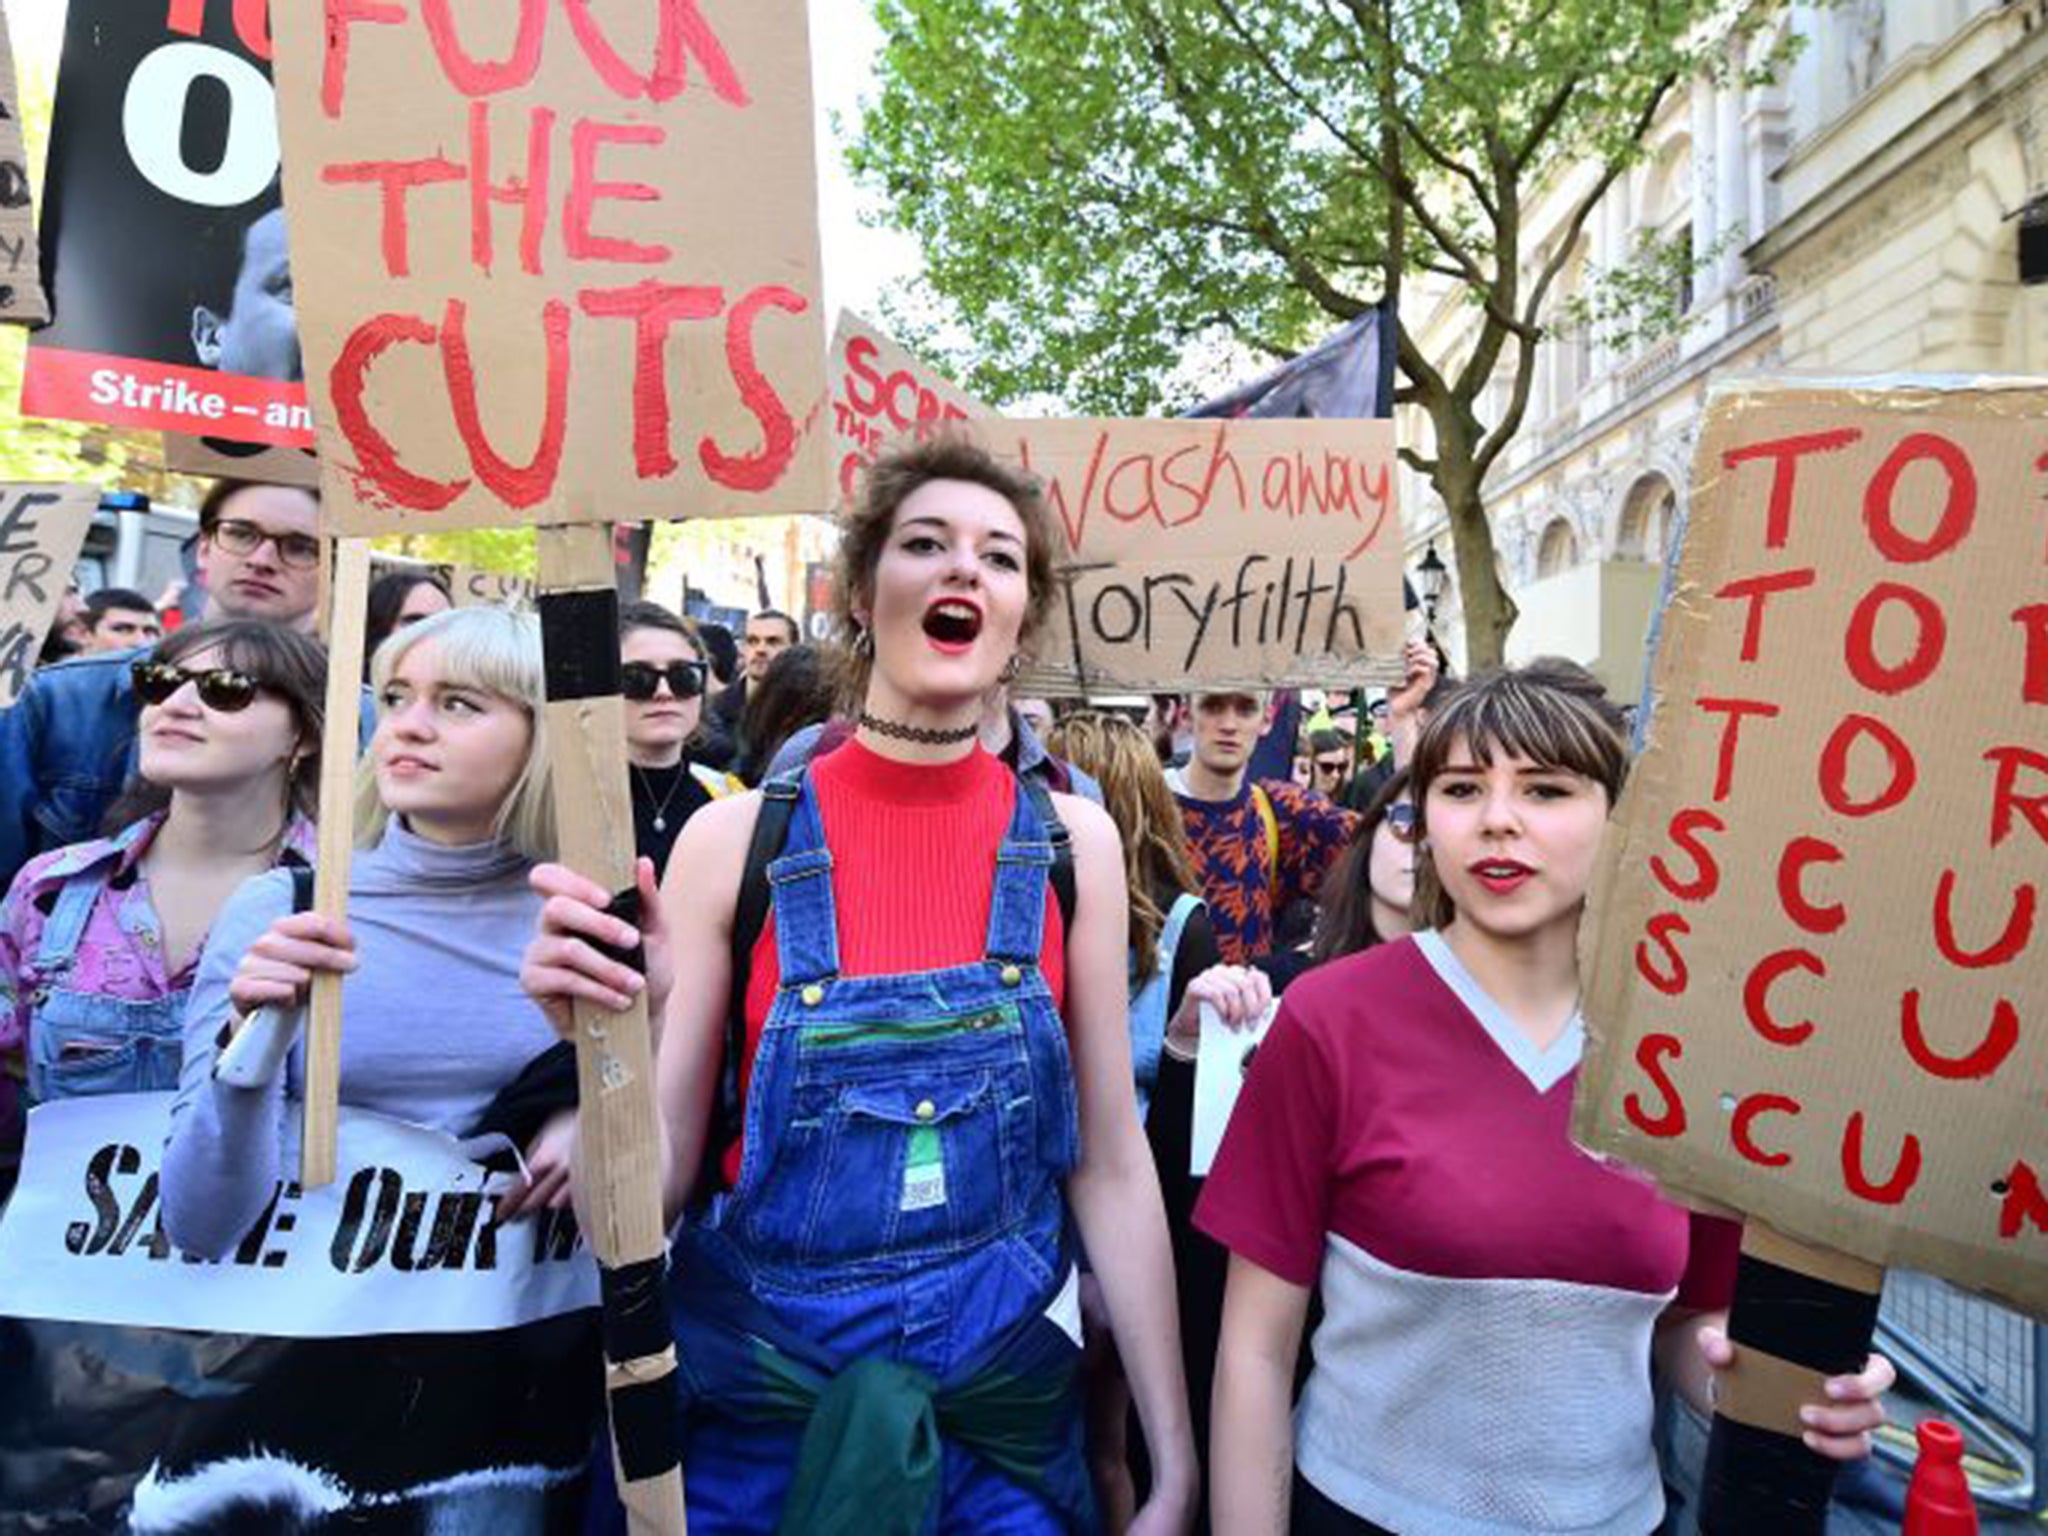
[999,653,1024,684]
[851,624,875,660]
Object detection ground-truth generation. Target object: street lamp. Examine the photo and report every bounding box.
[1416,543,1450,630]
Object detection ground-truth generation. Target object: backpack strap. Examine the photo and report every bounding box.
[709,773,803,1191]
[1019,774,1076,934]
[1249,783,1282,907]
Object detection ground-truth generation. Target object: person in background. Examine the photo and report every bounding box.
[0,621,323,1202]
[703,609,799,769]
[1046,708,1266,1531]
[522,436,1195,1531]
[39,581,90,666]
[163,608,570,1257]
[1304,729,1352,803]
[1013,694,1057,741]
[696,621,739,700]
[1202,663,1893,1534]
[0,480,324,892]
[79,589,162,655]
[362,570,452,681]
[1307,770,1416,967]
[620,600,737,874]
[735,643,833,787]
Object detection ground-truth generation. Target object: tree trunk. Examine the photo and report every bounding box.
[1433,461,1518,671]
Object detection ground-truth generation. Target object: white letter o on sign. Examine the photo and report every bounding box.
[122,42,279,208]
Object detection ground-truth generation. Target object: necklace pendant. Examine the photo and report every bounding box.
[653,815,667,831]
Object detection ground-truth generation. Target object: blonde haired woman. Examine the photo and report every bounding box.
[164,607,564,1256]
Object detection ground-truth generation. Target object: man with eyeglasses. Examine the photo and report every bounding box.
[0,480,324,892]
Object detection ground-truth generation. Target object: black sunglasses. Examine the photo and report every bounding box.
[132,661,264,712]
[621,660,707,702]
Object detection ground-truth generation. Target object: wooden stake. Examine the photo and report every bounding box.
[536,524,687,1535]
[301,537,372,1189]
[1697,1222,1885,1534]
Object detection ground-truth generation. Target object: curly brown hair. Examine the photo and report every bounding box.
[831,435,1060,699]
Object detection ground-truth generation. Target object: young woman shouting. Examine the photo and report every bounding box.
[525,437,1196,1533]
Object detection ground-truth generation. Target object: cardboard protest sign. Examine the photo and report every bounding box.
[829,310,989,505]
[1574,379,2048,1315]
[24,1,310,445]
[0,1095,600,1529]
[0,484,95,707]
[453,564,537,610]
[0,7,48,325]
[270,0,829,536]
[163,431,323,490]
[963,418,1403,694]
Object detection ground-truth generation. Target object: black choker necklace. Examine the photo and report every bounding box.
[858,711,979,746]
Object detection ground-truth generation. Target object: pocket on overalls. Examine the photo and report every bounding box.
[28,992,184,1103]
[796,1070,1016,1267]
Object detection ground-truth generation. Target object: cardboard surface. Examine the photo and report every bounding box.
[962,417,1404,694]
[1574,379,2048,1317]
[0,8,47,325]
[828,311,989,507]
[270,0,829,536]
[163,433,323,490]
[450,565,536,611]
[0,484,96,706]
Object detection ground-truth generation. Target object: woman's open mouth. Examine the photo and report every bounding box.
[922,599,983,653]
[1470,859,1534,896]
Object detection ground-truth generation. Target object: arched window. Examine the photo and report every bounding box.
[1617,474,1679,562]
[1536,517,1580,579]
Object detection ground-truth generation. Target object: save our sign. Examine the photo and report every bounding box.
[1575,380,2048,1316]
[271,0,829,535]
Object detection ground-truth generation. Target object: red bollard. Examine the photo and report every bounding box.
[1903,1420,1978,1536]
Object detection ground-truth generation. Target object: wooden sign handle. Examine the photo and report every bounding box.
[535,524,687,1536]
[301,537,372,1188]
[1697,1222,1885,1534]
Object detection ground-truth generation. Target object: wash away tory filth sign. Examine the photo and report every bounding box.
[1576,379,2048,1316]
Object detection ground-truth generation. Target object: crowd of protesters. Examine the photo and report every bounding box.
[0,447,1896,1535]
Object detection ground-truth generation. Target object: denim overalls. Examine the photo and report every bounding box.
[672,771,1093,1534]
[24,867,184,1103]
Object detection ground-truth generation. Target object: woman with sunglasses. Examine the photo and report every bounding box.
[1305,770,1417,967]
[0,622,323,1176]
[619,601,739,874]
[524,437,1196,1533]
[1203,663,1891,1535]
[162,607,568,1258]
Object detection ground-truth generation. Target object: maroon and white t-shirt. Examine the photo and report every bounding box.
[1197,932,1737,1536]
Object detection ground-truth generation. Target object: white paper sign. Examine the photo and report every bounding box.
[0,1094,598,1337]
[1190,999,1280,1177]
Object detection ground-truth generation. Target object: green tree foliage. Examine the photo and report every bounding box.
[855,0,1791,664]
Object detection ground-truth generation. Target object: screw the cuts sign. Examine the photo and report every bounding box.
[270,0,828,535]
[1575,380,2048,1315]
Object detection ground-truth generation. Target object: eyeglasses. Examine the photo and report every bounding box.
[1383,801,1421,843]
[621,660,708,701]
[1314,757,1349,779]
[131,661,264,712]
[208,518,323,570]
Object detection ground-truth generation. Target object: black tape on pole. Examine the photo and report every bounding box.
[600,1256,671,1365]
[1725,1253,1881,1372]
[610,1377,684,1483]
[538,589,623,702]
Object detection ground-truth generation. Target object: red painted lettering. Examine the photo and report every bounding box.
[2015,604,2048,706]
[1650,808,1724,902]
[440,297,570,509]
[1776,836,1847,935]
[321,156,466,278]
[1722,428,1862,549]
[469,103,554,277]
[323,0,408,118]
[1697,696,1781,802]
[329,312,468,512]
[1634,912,1691,996]
[1933,868,2036,969]
[167,0,272,59]
[1731,1093,1800,1168]
[843,335,886,417]
[1900,989,2020,1081]
[1843,581,1946,695]
[1983,747,2048,850]
[420,0,546,96]
[1841,1112,1922,1206]
[576,280,725,477]
[561,0,750,105]
[701,284,806,493]
[1743,948,1825,1047]
[1819,713,1916,817]
[1623,1033,1687,1138]
[1864,432,1976,563]
[564,121,671,265]
[1714,568,1816,663]
[1999,1161,2048,1240]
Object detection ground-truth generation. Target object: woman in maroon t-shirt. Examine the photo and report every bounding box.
[1202,661,1894,1535]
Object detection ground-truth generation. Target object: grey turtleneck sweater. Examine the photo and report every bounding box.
[162,818,557,1259]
